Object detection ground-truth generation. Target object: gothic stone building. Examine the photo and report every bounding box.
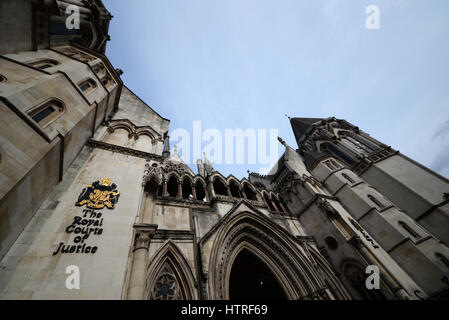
[0,0,448,300]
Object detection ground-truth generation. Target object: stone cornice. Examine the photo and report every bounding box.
[155,196,210,208]
[87,139,163,161]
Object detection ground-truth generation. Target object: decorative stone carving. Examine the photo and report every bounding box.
[151,264,178,300]
[132,223,158,251]
[316,198,338,218]
[133,231,152,251]
[162,161,190,175]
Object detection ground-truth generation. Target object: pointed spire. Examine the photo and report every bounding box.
[203,152,214,174]
[278,136,287,147]
[290,117,323,145]
[197,158,205,177]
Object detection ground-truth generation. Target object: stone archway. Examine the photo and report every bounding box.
[204,209,332,300]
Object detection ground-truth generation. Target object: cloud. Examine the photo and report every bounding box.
[429,116,449,177]
[430,147,449,174]
[432,116,449,140]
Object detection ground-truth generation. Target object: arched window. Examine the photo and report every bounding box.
[27,98,65,127]
[167,176,178,198]
[213,178,228,196]
[182,179,193,200]
[77,53,95,63]
[60,48,78,57]
[324,158,341,171]
[144,177,159,196]
[101,75,114,88]
[330,158,340,169]
[29,59,59,70]
[321,143,355,166]
[195,181,207,201]
[435,253,449,269]
[263,193,276,211]
[229,180,241,198]
[342,173,355,184]
[398,221,421,240]
[324,159,337,171]
[340,134,374,155]
[367,194,385,210]
[78,78,97,94]
[243,183,257,201]
[92,63,106,76]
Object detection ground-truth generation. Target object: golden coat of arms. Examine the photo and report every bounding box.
[75,178,120,209]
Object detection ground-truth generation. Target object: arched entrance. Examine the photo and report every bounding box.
[203,209,347,299]
[229,249,286,300]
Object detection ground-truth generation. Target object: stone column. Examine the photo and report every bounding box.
[241,189,248,200]
[162,180,169,197]
[278,201,288,213]
[177,182,183,198]
[192,185,197,200]
[127,224,158,300]
[270,200,279,212]
[226,187,232,198]
[207,180,216,199]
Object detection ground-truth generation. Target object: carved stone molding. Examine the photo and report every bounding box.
[316,198,338,218]
[87,139,163,161]
[133,223,158,251]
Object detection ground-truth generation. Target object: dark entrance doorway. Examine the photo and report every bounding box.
[229,249,287,300]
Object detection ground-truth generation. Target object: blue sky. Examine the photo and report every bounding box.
[104,0,449,179]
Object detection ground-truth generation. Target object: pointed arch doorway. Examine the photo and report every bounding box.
[229,248,287,300]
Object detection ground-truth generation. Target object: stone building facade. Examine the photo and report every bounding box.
[0,0,447,300]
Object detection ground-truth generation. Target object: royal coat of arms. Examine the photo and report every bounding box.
[75,178,120,209]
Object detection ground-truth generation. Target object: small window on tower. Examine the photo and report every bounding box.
[367,194,385,210]
[324,159,340,171]
[342,173,355,184]
[340,134,374,155]
[435,253,449,269]
[398,221,421,240]
[60,48,78,57]
[29,59,59,70]
[101,75,114,88]
[76,53,95,63]
[78,78,97,94]
[27,98,65,127]
[92,63,106,76]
